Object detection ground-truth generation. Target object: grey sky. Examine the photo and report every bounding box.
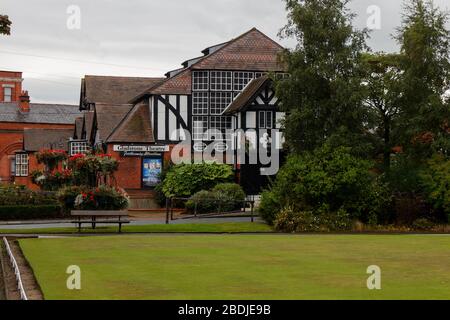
[1,0,449,104]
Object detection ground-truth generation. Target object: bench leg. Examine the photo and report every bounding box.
[119,223,122,233]
[92,217,96,229]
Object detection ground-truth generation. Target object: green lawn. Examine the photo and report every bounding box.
[19,234,450,300]
[0,222,272,234]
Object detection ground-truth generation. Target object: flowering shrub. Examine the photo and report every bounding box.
[36,149,68,171]
[32,169,73,191]
[58,185,129,211]
[274,206,353,233]
[69,153,119,187]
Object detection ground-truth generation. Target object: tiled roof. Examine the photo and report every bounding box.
[0,102,81,124]
[107,103,154,143]
[82,75,165,106]
[83,111,95,141]
[133,28,285,101]
[74,117,83,139]
[23,128,74,152]
[223,76,271,115]
[192,28,285,72]
[148,69,192,95]
[95,104,133,142]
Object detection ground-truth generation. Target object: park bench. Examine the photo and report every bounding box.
[71,211,130,233]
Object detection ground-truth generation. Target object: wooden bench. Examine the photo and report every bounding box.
[71,211,130,233]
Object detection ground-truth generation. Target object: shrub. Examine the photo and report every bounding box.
[384,156,425,194]
[212,183,246,211]
[419,154,450,222]
[185,190,217,214]
[259,145,390,225]
[185,183,246,214]
[57,186,85,211]
[259,189,283,225]
[161,163,234,197]
[58,185,129,211]
[0,185,58,206]
[412,218,436,231]
[274,207,352,233]
[0,205,64,221]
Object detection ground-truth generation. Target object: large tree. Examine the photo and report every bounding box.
[276,0,370,154]
[0,15,11,35]
[362,53,404,169]
[395,0,450,158]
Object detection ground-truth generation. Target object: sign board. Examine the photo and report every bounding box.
[113,145,170,153]
[142,157,163,188]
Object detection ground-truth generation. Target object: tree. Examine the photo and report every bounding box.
[362,53,404,169]
[0,15,11,35]
[276,0,370,154]
[395,0,450,158]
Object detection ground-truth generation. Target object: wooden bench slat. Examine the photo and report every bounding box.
[71,211,129,217]
[71,220,131,224]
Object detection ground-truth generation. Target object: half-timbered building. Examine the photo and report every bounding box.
[76,28,287,204]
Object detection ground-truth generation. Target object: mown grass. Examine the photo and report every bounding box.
[0,222,273,234]
[20,234,450,300]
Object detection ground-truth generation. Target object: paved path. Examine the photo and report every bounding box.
[0,217,261,230]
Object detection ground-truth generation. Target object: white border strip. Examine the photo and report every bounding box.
[2,237,28,300]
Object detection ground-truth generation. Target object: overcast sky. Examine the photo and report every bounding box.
[1,0,449,105]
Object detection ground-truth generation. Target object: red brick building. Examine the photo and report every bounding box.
[0,71,23,102]
[0,72,81,188]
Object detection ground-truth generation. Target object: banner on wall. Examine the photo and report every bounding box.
[142,157,163,188]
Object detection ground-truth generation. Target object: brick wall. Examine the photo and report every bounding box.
[0,71,23,102]
[107,144,176,191]
[0,121,74,186]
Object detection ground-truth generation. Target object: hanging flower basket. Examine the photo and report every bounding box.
[36,149,68,171]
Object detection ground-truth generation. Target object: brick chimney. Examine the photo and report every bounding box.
[19,90,30,113]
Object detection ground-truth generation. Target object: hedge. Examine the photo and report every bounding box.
[0,205,64,221]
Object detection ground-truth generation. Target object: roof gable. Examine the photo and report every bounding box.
[107,103,154,143]
[94,104,133,142]
[83,111,95,141]
[74,117,83,139]
[132,28,284,101]
[223,76,272,115]
[191,28,285,72]
[82,76,165,106]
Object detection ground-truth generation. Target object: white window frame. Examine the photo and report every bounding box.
[193,116,209,141]
[4,87,12,102]
[210,92,233,115]
[192,92,209,115]
[15,153,29,177]
[192,71,209,91]
[210,71,233,91]
[70,140,90,156]
[259,111,273,129]
[210,116,233,141]
[233,71,254,92]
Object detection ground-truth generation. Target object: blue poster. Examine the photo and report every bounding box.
[142,157,162,187]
